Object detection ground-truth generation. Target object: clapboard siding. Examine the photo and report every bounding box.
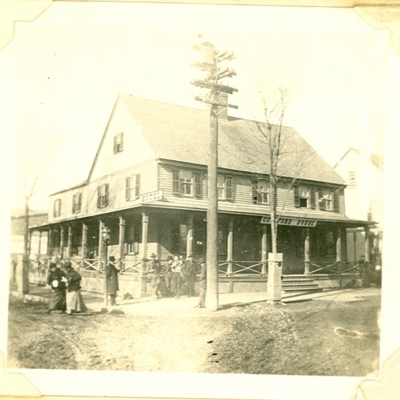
[158,162,346,217]
[48,161,158,222]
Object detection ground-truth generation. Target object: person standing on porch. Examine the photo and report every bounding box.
[171,254,183,299]
[184,254,197,297]
[106,256,120,306]
[163,255,173,297]
[195,258,206,308]
[64,261,87,315]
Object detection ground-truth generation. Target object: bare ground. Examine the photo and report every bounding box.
[7,291,381,376]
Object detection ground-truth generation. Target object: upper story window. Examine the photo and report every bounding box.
[217,175,233,200]
[318,189,339,212]
[97,183,109,208]
[72,192,82,214]
[126,174,141,201]
[53,199,62,217]
[294,186,316,209]
[113,132,124,154]
[172,169,202,197]
[253,180,270,205]
[348,169,356,189]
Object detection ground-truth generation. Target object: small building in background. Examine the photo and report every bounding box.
[333,147,384,265]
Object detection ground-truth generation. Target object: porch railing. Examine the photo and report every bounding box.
[310,261,360,275]
[218,260,264,276]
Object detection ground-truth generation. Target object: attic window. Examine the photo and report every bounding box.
[113,132,124,153]
[348,170,356,189]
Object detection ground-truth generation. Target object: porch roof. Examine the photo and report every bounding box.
[31,201,372,231]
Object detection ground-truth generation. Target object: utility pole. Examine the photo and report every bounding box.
[191,41,238,311]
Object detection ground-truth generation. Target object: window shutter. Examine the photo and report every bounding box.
[172,170,180,194]
[79,193,82,211]
[333,190,339,212]
[125,177,131,201]
[53,201,57,217]
[310,188,316,209]
[226,177,233,199]
[318,189,325,210]
[72,195,75,213]
[294,186,300,208]
[252,181,258,204]
[194,173,201,196]
[113,136,117,154]
[104,184,109,206]
[97,187,101,208]
[135,174,141,199]
[120,132,124,152]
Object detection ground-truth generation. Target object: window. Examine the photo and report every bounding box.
[294,186,316,209]
[125,174,141,201]
[126,224,140,254]
[217,175,233,200]
[253,180,270,204]
[172,169,202,197]
[348,170,356,189]
[53,199,62,217]
[97,183,109,208]
[72,192,82,214]
[318,189,339,212]
[113,132,124,153]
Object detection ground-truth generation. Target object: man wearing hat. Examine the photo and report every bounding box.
[195,258,207,308]
[184,254,197,297]
[106,256,120,306]
[149,253,162,298]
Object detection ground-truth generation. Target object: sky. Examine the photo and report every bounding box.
[0,2,389,212]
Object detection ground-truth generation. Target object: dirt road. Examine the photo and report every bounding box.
[7,289,380,376]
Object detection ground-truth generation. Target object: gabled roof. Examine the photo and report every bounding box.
[117,94,345,185]
[333,147,384,171]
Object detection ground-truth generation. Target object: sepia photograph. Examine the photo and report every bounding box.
[1,1,399,399]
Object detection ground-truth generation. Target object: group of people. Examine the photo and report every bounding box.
[148,254,207,307]
[46,261,87,315]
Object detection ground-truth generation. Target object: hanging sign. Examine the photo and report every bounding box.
[260,216,317,227]
[140,190,164,203]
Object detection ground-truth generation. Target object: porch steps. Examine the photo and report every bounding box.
[282,275,321,292]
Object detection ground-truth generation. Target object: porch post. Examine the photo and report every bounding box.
[141,212,149,271]
[81,223,88,260]
[60,227,65,259]
[336,227,342,262]
[261,224,268,276]
[304,228,310,275]
[38,231,42,257]
[98,221,104,270]
[67,225,72,259]
[119,217,126,271]
[47,228,52,256]
[186,215,193,257]
[227,219,233,275]
[364,226,370,263]
[353,230,357,263]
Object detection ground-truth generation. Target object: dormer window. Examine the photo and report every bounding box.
[113,132,124,153]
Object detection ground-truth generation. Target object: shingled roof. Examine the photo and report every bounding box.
[118,94,345,185]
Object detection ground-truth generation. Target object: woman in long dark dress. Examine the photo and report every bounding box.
[64,261,87,315]
[46,263,66,314]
